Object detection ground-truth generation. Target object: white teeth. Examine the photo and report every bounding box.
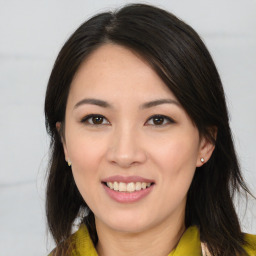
[135,182,141,191]
[127,182,135,192]
[106,181,152,192]
[113,181,118,191]
[107,182,113,189]
[119,182,126,192]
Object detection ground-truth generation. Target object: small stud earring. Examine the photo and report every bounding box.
[67,161,72,167]
[200,157,205,163]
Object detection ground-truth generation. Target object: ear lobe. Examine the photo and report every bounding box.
[55,122,69,162]
[56,122,61,132]
[196,136,215,167]
[56,121,64,143]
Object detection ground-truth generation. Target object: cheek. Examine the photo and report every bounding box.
[149,133,200,198]
[66,134,107,196]
[67,133,106,169]
[152,137,199,209]
[151,136,199,172]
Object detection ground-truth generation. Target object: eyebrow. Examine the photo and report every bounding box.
[74,98,112,109]
[140,99,180,109]
[73,98,180,110]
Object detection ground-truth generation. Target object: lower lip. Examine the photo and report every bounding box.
[103,184,154,203]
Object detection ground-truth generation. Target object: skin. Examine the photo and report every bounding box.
[58,44,215,256]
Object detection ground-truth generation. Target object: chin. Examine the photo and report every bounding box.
[98,212,155,234]
[110,222,150,234]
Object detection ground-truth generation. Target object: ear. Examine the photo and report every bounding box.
[196,135,216,167]
[56,121,61,133]
[56,122,70,163]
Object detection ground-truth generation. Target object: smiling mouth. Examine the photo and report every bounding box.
[103,181,154,193]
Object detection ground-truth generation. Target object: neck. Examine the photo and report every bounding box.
[95,213,185,256]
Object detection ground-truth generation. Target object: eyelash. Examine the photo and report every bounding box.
[81,114,110,125]
[146,114,175,126]
[80,114,175,127]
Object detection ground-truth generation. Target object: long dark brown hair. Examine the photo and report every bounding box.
[45,3,254,255]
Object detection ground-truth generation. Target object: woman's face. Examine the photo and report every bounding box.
[61,44,213,234]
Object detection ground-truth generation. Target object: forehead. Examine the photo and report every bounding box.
[69,43,177,102]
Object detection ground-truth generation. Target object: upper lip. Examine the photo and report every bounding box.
[102,175,154,183]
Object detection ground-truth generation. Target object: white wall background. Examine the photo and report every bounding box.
[0,0,255,255]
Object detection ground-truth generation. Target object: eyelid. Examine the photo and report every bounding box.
[81,114,110,125]
[80,114,175,126]
[145,114,175,126]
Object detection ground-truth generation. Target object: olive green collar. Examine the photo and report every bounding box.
[72,224,201,256]
[50,224,256,255]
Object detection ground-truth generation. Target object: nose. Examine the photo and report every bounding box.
[106,126,147,168]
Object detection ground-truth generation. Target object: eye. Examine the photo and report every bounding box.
[145,115,174,126]
[81,114,110,125]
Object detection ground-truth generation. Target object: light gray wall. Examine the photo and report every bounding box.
[0,0,255,255]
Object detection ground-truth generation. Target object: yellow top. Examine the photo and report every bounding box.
[49,224,256,255]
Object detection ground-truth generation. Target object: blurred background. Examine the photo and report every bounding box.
[0,0,255,255]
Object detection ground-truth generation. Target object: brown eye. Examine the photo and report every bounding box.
[146,115,174,126]
[81,114,110,125]
[92,116,104,124]
[152,116,164,125]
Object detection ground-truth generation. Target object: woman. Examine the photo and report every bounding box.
[44,3,256,256]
